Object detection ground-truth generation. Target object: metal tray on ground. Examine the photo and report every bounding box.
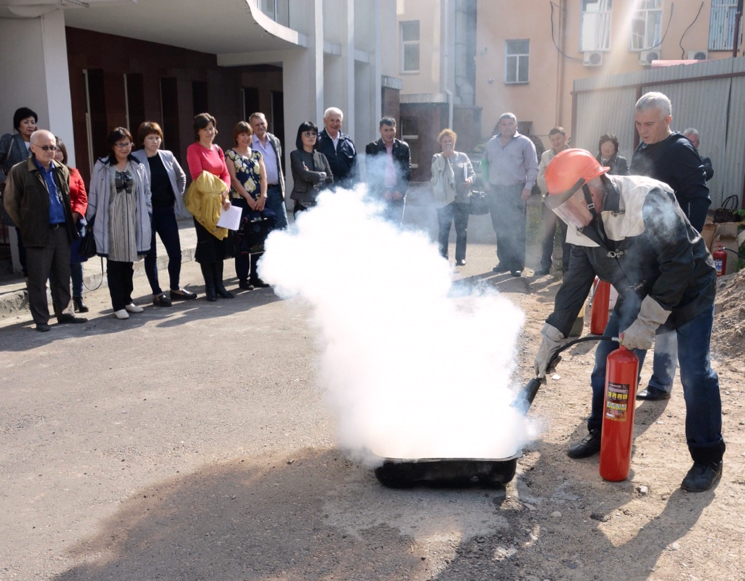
[374,456,519,488]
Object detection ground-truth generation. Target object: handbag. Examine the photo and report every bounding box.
[713,195,742,224]
[78,215,97,258]
[468,189,490,216]
[237,209,276,255]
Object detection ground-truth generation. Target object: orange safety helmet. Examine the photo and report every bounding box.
[543,149,609,228]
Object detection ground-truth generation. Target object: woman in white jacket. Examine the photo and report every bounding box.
[430,129,474,266]
[86,127,152,320]
[133,121,197,306]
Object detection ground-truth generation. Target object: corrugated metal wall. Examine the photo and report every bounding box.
[572,58,745,209]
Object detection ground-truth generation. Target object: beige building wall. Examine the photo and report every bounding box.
[475,0,739,144]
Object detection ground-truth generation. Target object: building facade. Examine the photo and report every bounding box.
[0,0,400,271]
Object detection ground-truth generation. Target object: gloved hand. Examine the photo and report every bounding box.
[620,295,671,351]
[534,323,566,379]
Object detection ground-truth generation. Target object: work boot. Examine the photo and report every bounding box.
[200,263,217,302]
[681,461,722,492]
[567,429,601,459]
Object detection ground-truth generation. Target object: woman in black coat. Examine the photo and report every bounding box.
[289,121,333,216]
[596,133,628,175]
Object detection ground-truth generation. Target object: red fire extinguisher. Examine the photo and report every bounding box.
[713,244,727,277]
[599,345,639,482]
[590,279,611,335]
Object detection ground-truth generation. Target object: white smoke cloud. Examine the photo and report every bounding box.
[259,187,537,466]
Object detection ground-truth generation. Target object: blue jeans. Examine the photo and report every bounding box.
[144,206,182,295]
[646,330,677,394]
[265,185,288,230]
[588,308,724,464]
[437,202,469,261]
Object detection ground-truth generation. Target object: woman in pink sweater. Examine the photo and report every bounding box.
[186,113,234,301]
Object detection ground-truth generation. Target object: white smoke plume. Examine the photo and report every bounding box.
[259,187,537,466]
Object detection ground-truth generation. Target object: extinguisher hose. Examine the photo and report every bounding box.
[516,335,616,410]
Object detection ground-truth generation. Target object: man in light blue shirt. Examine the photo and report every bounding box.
[250,112,288,229]
[482,112,538,277]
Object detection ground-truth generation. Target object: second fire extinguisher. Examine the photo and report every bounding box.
[599,345,639,482]
[713,244,727,277]
[590,279,611,335]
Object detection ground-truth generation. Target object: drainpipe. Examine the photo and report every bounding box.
[442,0,453,127]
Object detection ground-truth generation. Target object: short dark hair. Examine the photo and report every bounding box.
[137,121,164,147]
[598,133,619,155]
[379,117,396,129]
[193,112,218,141]
[232,121,253,145]
[295,121,318,150]
[104,127,135,165]
[549,127,566,137]
[55,136,68,165]
[13,107,38,131]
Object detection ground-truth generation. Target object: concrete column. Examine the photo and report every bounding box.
[0,8,74,273]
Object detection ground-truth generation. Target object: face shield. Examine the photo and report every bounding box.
[543,181,595,229]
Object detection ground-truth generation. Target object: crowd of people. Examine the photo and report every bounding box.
[1,91,725,492]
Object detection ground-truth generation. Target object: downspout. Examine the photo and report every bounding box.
[443,0,453,127]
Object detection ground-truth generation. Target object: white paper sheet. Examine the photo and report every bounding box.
[216,204,242,231]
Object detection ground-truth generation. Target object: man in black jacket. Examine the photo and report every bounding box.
[630,92,711,401]
[534,148,724,493]
[3,130,87,331]
[364,117,411,224]
[317,107,358,190]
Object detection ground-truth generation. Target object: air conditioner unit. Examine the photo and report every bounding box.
[688,49,709,60]
[583,51,604,67]
[639,49,660,66]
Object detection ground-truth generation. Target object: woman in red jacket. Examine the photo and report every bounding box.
[54,137,89,313]
[186,113,234,301]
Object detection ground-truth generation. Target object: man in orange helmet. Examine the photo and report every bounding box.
[533,148,724,492]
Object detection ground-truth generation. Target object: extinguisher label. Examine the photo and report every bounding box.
[605,382,630,422]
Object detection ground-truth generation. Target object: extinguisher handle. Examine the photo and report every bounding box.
[543,334,616,378]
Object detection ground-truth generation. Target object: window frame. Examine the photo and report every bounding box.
[580,0,613,52]
[504,39,530,85]
[709,0,738,51]
[400,20,420,74]
[629,0,663,52]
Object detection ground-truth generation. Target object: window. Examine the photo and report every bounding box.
[504,40,529,84]
[630,0,662,51]
[580,0,612,52]
[709,0,738,50]
[400,117,419,169]
[400,21,420,73]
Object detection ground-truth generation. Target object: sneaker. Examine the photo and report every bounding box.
[681,461,722,492]
[567,429,602,459]
[114,309,130,320]
[125,303,144,313]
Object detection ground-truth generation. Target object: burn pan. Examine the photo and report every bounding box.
[374,456,518,488]
[373,377,542,489]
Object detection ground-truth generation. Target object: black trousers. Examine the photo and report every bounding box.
[107,260,134,311]
[26,226,73,324]
[488,185,526,271]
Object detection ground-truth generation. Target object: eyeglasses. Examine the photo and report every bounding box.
[302,132,318,138]
[114,143,133,149]
[32,144,58,151]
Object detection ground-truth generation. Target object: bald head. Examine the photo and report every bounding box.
[29,129,57,169]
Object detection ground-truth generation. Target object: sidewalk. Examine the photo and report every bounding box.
[0,218,197,320]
